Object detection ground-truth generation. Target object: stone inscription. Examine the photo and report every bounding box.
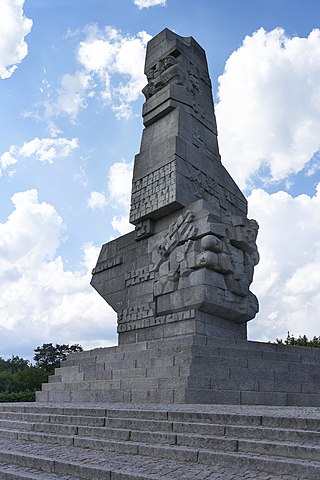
[117,309,196,332]
[125,264,155,287]
[92,256,122,275]
[118,303,155,324]
[130,162,176,222]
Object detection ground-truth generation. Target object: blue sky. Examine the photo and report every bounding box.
[1,0,320,359]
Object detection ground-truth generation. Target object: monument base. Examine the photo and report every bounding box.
[37,336,320,407]
[118,310,247,345]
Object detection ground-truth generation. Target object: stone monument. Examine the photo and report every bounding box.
[37,29,320,406]
[91,28,260,345]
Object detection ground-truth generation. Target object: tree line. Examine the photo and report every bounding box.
[276,332,320,348]
[0,343,82,402]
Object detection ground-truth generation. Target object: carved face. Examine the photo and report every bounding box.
[243,225,258,244]
[163,56,176,70]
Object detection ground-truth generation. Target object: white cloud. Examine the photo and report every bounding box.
[248,184,320,342]
[133,0,167,8]
[0,190,117,359]
[0,137,78,175]
[111,215,133,235]
[86,191,107,211]
[54,71,91,120]
[27,27,150,123]
[0,0,32,79]
[106,160,134,235]
[216,28,320,189]
[86,161,134,235]
[107,161,133,208]
[76,26,151,119]
[0,150,17,173]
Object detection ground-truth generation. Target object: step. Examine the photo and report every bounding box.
[4,411,320,447]
[0,421,319,465]
[0,438,318,480]
[0,461,77,480]
[4,408,320,445]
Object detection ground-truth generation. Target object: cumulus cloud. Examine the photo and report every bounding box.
[216,28,320,189]
[27,26,151,123]
[54,71,92,120]
[0,137,78,175]
[85,161,133,234]
[44,26,150,122]
[106,160,133,235]
[133,0,166,8]
[107,161,133,208]
[0,190,117,359]
[0,0,32,79]
[248,184,320,342]
[86,191,107,211]
[76,26,151,119]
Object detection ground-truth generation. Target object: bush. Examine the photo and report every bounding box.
[0,390,36,402]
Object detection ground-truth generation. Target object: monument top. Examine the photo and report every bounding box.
[130,28,247,226]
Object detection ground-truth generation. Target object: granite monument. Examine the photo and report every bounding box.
[36,29,320,406]
[91,28,260,345]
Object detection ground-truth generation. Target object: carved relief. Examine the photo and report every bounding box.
[135,219,154,240]
[193,216,259,297]
[142,52,185,99]
[153,210,197,296]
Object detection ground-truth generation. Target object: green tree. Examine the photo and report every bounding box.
[33,343,83,373]
[0,343,83,402]
[0,355,30,373]
[276,332,320,348]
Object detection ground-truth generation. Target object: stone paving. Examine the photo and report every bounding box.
[0,436,303,480]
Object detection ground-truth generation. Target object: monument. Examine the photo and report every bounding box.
[91,28,259,345]
[36,29,320,406]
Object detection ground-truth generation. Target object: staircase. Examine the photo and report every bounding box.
[0,402,319,479]
[36,337,320,406]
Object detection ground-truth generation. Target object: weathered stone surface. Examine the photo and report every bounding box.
[91,28,259,345]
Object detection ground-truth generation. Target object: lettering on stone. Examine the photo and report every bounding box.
[125,264,155,287]
[117,309,196,333]
[130,161,176,222]
[92,256,122,275]
[118,303,155,325]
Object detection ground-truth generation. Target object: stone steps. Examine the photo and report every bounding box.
[0,404,320,478]
[0,458,78,480]
[2,414,320,450]
[1,424,320,463]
